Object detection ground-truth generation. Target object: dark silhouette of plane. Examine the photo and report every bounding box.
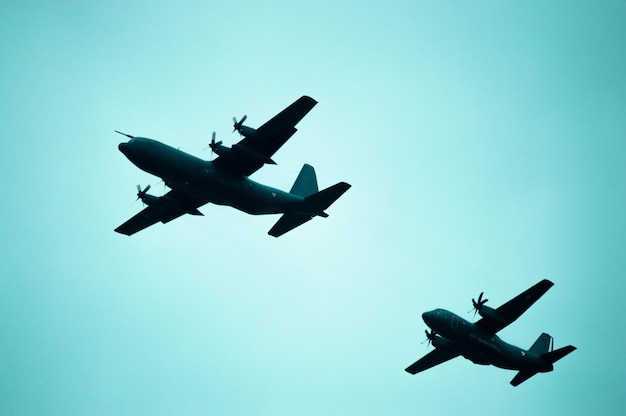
[405,279,576,386]
[114,96,350,237]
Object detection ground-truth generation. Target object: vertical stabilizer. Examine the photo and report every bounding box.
[529,333,552,355]
[290,164,318,197]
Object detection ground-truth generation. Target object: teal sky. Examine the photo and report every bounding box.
[1,1,624,415]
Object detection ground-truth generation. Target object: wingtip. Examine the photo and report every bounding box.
[300,95,318,105]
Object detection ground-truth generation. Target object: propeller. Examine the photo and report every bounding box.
[232,114,247,134]
[136,184,151,205]
[208,131,222,159]
[421,329,436,348]
[468,292,489,318]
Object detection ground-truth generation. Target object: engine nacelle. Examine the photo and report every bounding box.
[211,143,232,158]
[232,143,276,165]
[477,305,505,324]
[432,336,454,351]
[140,194,161,206]
[238,125,258,138]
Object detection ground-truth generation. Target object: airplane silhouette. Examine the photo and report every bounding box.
[405,280,576,386]
[115,96,350,237]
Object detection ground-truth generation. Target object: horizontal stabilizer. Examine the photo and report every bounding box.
[304,182,351,215]
[268,181,350,237]
[510,370,538,387]
[268,213,313,237]
[541,345,577,364]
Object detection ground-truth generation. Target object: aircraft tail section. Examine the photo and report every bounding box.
[268,176,351,237]
[510,337,576,386]
[541,345,577,365]
[290,164,318,197]
[510,334,553,386]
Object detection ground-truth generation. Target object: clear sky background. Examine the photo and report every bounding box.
[1,1,624,415]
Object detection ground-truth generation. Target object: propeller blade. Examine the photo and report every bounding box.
[135,184,151,205]
[208,131,224,159]
[469,292,489,318]
[232,114,247,133]
[421,329,436,348]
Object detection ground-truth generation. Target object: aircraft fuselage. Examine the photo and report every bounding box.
[423,309,553,373]
[119,137,306,215]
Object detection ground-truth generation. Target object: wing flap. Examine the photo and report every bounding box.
[405,348,460,375]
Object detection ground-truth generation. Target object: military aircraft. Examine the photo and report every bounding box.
[114,96,351,237]
[405,279,576,386]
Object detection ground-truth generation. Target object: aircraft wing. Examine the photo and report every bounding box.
[214,96,317,176]
[475,279,554,334]
[405,348,460,375]
[115,189,206,236]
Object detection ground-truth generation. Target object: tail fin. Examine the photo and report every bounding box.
[290,164,318,197]
[541,345,577,365]
[529,333,552,355]
[510,338,576,387]
[510,334,550,386]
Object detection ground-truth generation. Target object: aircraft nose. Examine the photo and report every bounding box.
[422,311,434,325]
[118,142,128,154]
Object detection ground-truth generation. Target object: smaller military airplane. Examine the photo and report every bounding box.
[405,279,576,386]
[114,96,351,237]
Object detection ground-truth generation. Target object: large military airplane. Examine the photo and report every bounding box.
[405,279,576,386]
[114,96,350,237]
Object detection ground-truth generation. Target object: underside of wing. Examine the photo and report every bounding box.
[115,189,206,236]
[405,348,460,375]
[214,96,317,176]
[475,279,554,334]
